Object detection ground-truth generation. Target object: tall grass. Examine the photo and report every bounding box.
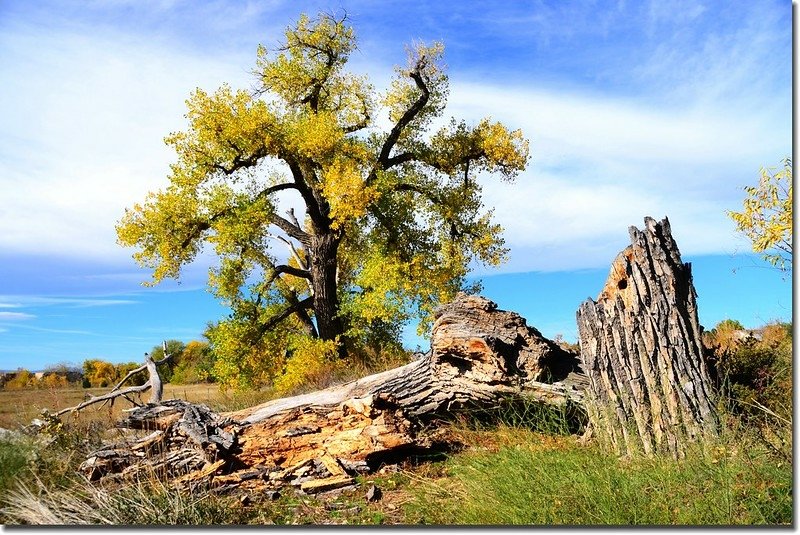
[1,476,248,525]
[404,417,792,526]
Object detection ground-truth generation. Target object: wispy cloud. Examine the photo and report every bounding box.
[0,296,139,308]
[0,311,35,321]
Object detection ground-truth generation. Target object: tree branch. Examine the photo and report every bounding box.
[283,155,328,230]
[378,69,430,167]
[269,212,311,245]
[257,296,315,337]
[51,384,152,417]
[266,264,312,285]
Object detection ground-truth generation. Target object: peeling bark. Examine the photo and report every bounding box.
[576,217,718,458]
[80,294,586,492]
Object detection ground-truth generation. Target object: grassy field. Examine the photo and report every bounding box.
[0,385,792,526]
[0,384,274,430]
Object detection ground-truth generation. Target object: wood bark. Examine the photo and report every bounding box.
[309,232,345,344]
[576,216,717,458]
[79,294,586,492]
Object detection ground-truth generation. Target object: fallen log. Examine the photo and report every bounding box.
[79,294,587,492]
[576,216,718,458]
[74,217,719,492]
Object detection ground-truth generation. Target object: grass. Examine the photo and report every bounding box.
[0,383,225,430]
[0,385,791,526]
[402,423,792,525]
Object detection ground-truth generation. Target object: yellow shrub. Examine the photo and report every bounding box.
[273,338,342,396]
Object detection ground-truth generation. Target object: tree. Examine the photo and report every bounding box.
[4,369,34,390]
[116,13,528,384]
[728,158,792,272]
[170,340,215,384]
[83,359,117,388]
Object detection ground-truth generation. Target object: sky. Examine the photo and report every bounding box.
[0,0,792,370]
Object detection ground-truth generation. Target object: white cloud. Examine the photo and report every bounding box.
[0,4,789,277]
[445,81,788,272]
[0,311,35,321]
[0,21,250,261]
[0,296,138,308]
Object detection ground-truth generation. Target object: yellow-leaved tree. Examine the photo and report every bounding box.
[116,13,529,388]
[728,158,792,272]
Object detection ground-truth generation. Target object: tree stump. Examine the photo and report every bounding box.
[576,217,718,458]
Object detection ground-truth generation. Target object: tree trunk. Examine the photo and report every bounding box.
[576,217,718,458]
[309,232,345,343]
[79,294,587,491]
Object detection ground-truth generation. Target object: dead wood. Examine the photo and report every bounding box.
[73,217,720,494]
[49,342,176,418]
[78,295,587,493]
[576,216,718,458]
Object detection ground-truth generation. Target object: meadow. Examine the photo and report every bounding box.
[0,374,791,526]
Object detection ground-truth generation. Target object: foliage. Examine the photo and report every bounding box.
[82,360,117,388]
[3,369,35,390]
[702,318,746,355]
[272,337,341,395]
[708,320,792,424]
[169,340,216,384]
[116,12,529,388]
[728,158,792,271]
[0,437,37,496]
[40,374,69,389]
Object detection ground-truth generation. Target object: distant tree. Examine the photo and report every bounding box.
[116,13,528,388]
[43,362,83,385]
[83,359,118,388]
[170,340,215,384]
[41,373,68,389]
[704,319,747,356]
[4,368,34,390]
[728,158,792,272]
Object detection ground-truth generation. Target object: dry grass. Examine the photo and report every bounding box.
[0,383,224,430]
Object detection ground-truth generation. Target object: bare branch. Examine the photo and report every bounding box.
[52,384,152,417]
[109,364,147,394]
[256,295,315,337]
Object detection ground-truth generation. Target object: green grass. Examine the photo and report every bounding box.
[0,438,37,496]
[403,428,792,525]
[0,386,790,526]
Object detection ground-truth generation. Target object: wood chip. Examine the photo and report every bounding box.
[299,475,354,493]
[319,454,346,476]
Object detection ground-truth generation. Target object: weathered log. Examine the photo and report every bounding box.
[576,216,718,458]
[80,294,587,491]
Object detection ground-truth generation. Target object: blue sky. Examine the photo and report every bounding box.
[0,0,792,370]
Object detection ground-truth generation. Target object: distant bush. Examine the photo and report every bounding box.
[3,370,35,390]
[706,320,791,424]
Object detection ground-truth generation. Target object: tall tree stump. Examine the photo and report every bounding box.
[576,217,717,458]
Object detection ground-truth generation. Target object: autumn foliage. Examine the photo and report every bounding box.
[116,13,529,388]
